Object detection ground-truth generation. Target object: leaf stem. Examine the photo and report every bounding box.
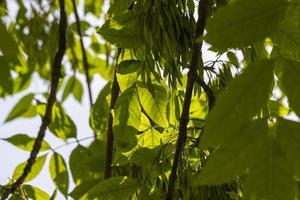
[104,48,122,179]
[71,0,93,107]
[195,75,215,110]
[165,0,209,199]
[0,0,67,198]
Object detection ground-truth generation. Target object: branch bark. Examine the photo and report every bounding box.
[0,0,67,198]
[166,0,209,199]
[103,48,121,179]
[195,75,215,110]
[71,0,93,107]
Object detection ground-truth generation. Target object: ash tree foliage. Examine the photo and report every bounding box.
[1,0,300,199]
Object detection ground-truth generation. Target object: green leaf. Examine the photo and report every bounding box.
[137,128,161,149]
[12,155,47,183]
[49,188,58,200]
[62,76,75,102]
[22,185,50,200]
[98,11,143,48]
[49,153,69,196]
[87,176,138,199]
[84,140,106,173]
[227,51,239,67]
[138,83,169,128]
[138,113,151,131]
[69,179,101,199]
[5,93,35,122]
[271,6,300,59]
[196,119,297,200]
[90,83,111,133]
[62,76,84,103]
[281,59,300,117]
[0,57,13,94]
[3,134,50,152]
[108,0,135,15]
[73,78,84,102]
[195,119,268,185]
[277,118,300,180]
[129,147,157,167]
[268,100,289,117]
[113,86,140,149]
[205,0,289,48]
[201,60,274,147]
[69,143,104,185]
[48,103,77,140]
[243,132,296,200]
[85,0,104,16]
[117,60,140,92]
[0,22,18,59]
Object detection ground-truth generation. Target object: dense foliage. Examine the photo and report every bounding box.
[1,0,300,199]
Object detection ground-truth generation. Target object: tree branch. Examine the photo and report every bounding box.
[0,0,67,198]
[71,0,93,107]
[103,48,121,179]
[195,75,215,110]
[166,0,209,199]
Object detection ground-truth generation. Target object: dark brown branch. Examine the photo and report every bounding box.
[71,0,93,107]
[0,0,67,198]
[166,0,209,199]
[103,48,121,179]
[195,75,215,110]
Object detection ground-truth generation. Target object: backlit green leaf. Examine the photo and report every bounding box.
[69,143,104,185]
[87,176,138,199]
[137,128,161,149]
[281,59,300,117]
[117,60,140,92]
[62,76,84,103]
[5,93,35,122]
[49,152,69,196]
[69,179,101,199]
[201,60,274,147]
[22,185,50,200]
[98,11,142,48]
[195,119,268,185]
[48,103,77,140]
[129,147,157,167]
[113,86,140,149]
[13,155,47,183]
[277,119,300,180]
[3,134,50,152]
[243,132,295,200]
[90,83,111,133]
[205,0,289,48]
[138,83,169,128]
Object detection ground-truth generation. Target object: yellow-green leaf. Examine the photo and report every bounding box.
[13,155,47,183]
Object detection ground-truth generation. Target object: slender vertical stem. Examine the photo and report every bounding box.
[166,0,209,199]
[195,75,215,111]
[0,0,67,198]
[71,0,93,107]
[104,48,121,179]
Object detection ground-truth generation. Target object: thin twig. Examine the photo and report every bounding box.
[50,136,94,152]
[103,48,122,179]
[165,0,209,199]
[0,0,67,198]
[71,0,93,107]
